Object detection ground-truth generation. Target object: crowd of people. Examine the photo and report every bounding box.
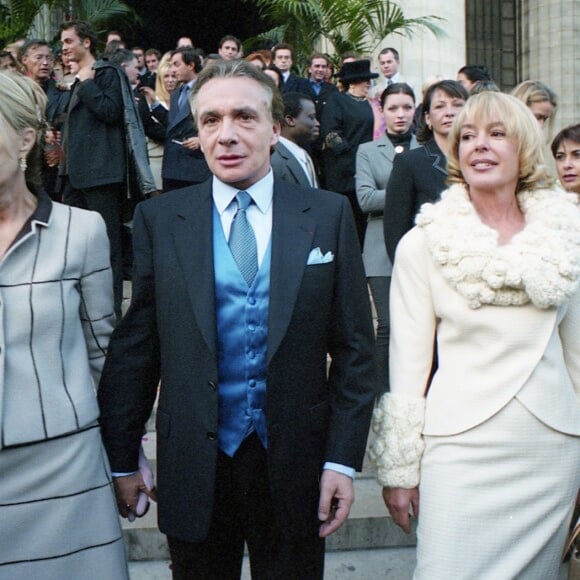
[0,18,578,580]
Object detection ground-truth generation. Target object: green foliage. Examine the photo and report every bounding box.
[0,0,45,44]
[245,0,446,72]
[0,0,136,46]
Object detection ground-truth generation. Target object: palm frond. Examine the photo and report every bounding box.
[247,0,446,70]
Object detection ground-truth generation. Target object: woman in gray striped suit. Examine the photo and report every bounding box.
[0,72,128,579]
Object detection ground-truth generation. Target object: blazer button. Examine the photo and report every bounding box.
[271,424,282,436]
[206,432,217,441]
[208,381,217,391]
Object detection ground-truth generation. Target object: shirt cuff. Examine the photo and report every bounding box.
[112,471,138,478]
[323,462,356,480]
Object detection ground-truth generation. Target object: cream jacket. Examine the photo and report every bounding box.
[391,225,580,437]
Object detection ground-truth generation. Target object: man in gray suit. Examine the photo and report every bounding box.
[271,92,320,187]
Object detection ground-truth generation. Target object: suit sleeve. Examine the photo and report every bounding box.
[138,96,167,142]
[384,152,416,263]
[79,212,115,387]
[320,93,351,156]
[355,144,387,213]
[76,67,123,125]
[98,202,161,472]
[389,227,436,398]
[325,195,377,470]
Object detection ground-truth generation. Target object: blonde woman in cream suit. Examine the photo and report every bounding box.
[372,92,580,579]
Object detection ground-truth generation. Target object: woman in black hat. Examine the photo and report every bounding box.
[320,59,379,246]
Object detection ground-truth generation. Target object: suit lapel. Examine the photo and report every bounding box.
[278,142,310,187]
[425,139,447,176]
[173,182,217,357]
[376,135,396,164]
[168,90,191,131]
[267,181,315,363]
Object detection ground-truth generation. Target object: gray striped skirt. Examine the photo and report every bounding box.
[0,424,128,579]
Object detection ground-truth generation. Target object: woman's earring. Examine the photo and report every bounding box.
[19,156,28,172]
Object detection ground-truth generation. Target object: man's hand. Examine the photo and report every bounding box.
[113,473,157,519]
[318,470,354,538]
[180,136,200,150]
[382,486,419,534]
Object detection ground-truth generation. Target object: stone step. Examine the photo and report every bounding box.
[128,547,417,579]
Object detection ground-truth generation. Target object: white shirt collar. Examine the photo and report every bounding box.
[212,170,274,215]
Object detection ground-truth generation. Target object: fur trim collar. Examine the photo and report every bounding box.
[416,184,580,309]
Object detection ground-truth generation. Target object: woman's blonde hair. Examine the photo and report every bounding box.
[0,71,47,194]
[154,52,174,106]
[447,91,553,192]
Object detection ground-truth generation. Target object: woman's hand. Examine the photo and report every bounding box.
[382,486,419,534]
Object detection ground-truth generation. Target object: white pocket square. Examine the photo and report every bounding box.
[307,247,334,265]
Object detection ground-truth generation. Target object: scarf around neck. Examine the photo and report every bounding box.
[415,184,580,309]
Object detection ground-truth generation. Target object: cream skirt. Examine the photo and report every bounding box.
[0,424,128,579]
[415,397,580,580]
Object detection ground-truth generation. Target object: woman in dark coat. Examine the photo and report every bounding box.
[321,59,378,246]
[383,80,468,262]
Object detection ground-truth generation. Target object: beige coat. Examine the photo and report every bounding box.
[391,224,580,437]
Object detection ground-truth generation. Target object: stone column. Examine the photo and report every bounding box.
[370,0,466,99]
[519,0,579,130]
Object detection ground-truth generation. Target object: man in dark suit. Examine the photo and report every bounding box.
[304,53,338,120]
[272,43,311,95]
[59,20,126,317]
[162,47,211,192]
[271,92,320,187]
[98,60,376,579]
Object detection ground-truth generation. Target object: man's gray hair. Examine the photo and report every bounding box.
[190,59,284,123]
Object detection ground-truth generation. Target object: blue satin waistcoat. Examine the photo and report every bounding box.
[213,205,271,456]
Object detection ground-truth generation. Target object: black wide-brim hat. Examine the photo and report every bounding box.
[338,59,379,82]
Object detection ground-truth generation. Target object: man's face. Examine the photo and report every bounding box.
[145,53,159,72]
[196,76,280,190]
[122,57,140,85]
[379,51,399,79]
[291,99,319,144]
[273,49,292,72]
[171,53,195,82]
[60,28,91,64]
[133,49,144,69]
[219,41,238,61]
[308,58,328,82]
[22,45,53,83]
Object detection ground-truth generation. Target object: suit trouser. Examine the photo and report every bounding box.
[167,432,325,580]
[368,276,391,396]
[62,182,124,320]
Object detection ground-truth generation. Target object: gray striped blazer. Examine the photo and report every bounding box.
[0,195,115,448]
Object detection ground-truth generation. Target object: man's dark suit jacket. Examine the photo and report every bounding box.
[98,178,376,542]
[271,141,312,187]
[63,66,125,189]
[161,89,211,184]
[281,73,311,95]
[304,80,338,120]
[383,138,448,262]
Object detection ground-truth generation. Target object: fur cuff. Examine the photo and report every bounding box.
[369,393,426,488]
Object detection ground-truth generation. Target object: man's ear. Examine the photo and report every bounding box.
[284,115,296,127]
